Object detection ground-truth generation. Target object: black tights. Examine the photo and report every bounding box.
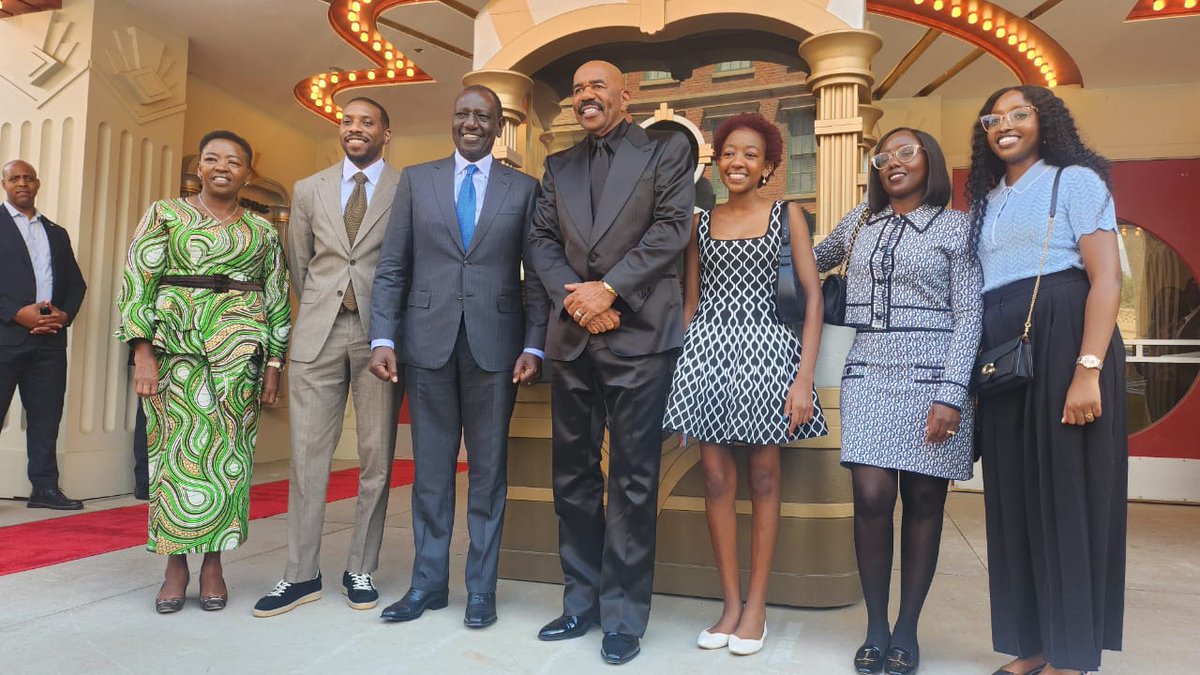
[851,465,949,656]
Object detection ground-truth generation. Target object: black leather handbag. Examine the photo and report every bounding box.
[973,168,1064,396]
[821,206,871,326]
[775,202,805,325]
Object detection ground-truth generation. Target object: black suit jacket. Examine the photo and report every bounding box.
[370,156,549,372]
[0,207,87,349]
[527,124,695,361]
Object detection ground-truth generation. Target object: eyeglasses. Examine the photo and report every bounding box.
[979,105,1038,132]
[870,144,924,170]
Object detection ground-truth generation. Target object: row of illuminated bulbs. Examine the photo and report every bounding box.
[305,0,417,119]
[912,0,1059,87]
[1152,0,1199,9]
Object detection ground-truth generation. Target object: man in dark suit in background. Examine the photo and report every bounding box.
[0,160,87,510]
[526,61,695,664]
[368,84,549,629]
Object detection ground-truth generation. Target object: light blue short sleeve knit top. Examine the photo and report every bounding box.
[977,159,1117,292]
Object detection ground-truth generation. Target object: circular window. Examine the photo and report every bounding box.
[1118,222,1200,433]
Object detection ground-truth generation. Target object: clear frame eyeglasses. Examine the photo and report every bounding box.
[980,105,1038,132]
[870,143,924,170]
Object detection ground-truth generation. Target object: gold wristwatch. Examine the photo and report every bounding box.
[602,281,618,297]
[1075,354,1103,371]
[266,357,285,372]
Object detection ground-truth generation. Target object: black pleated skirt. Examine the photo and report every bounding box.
[979,268,1127,672]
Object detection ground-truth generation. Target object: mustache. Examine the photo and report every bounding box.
[576,99,604,114]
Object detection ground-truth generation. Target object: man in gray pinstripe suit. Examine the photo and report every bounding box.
[368,85,549,629]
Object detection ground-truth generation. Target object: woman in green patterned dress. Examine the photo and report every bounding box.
[116,131,290,613]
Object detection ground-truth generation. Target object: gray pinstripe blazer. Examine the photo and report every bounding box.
[368,156,548,372]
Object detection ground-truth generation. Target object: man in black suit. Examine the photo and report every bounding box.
[0,160,87,510]
[526,61,695,664]
[368,85,549,628]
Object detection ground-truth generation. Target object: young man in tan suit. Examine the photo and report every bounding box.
[254,97,403,616]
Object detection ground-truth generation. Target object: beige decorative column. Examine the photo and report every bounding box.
[541,97,587,157]
[858,103,885,198]
[0,0,187,499]
[462,69,533,170]
[799,29,883,234]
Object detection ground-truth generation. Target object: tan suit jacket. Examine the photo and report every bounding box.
[287,161,401,362]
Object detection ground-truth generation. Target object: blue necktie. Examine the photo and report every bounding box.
[457,164,478,248]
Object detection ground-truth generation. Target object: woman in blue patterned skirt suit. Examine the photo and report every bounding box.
[814,128,982,675]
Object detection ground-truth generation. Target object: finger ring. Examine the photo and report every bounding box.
[1085,413,1095,421]
[946,430,957,437]
[574,310,583,319]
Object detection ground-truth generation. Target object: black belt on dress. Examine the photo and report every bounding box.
[160,274,263,293]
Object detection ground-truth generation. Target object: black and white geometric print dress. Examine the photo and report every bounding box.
[664,201,827,445]
[813,202,983,480]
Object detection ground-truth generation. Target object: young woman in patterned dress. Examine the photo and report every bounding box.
[969,86,1126,675]
[117,131,291,613]
[663,113,827,656]
[814,128,982,675]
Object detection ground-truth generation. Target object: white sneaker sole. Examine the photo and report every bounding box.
[341,586,379,610]
[252,590,322,617]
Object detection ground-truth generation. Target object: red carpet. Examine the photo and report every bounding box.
[0,459,462,577]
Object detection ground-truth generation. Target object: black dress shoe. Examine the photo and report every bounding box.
[380,587,448,622]
[537,614,591,641]
[27,486,83,510]
[601,632,640,665]
[854,643,887,674]
[463,592,497,628]
[885,646,919,675]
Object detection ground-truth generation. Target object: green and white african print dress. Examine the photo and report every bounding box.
[116,198,291,554]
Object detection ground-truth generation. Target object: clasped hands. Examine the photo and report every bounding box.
[14,302,68,335]
[563,281,620,335]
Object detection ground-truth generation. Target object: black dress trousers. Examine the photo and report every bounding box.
[0,341,69,489]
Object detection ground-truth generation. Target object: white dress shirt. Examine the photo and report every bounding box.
[370,153,543,360]
[341,157,387,211]
[5,201,53,303]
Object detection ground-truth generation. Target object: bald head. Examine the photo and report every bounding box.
[572,60,629,138]
[2,160,40,216]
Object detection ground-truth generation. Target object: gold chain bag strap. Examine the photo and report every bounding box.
[973,167,1064,395]
[822,205,871,326]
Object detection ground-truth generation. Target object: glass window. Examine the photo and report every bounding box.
[785,108,816,195]
[714,60,752,73]
[1118,223,1200,433]
[642,70,671,82]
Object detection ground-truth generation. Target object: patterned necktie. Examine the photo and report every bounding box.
[342,171,368,311]
[457,164,478,248]
[590,136,611,218]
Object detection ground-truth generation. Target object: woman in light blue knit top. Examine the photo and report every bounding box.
[967,86,1126,675]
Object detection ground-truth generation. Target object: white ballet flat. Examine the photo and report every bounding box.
[727,624,768,656]
[697,629,730,649]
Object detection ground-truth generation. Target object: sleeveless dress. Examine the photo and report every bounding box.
[664,201,827,445]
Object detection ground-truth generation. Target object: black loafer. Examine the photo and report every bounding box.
[27,486,82,510]
[537,614,591,641]
[463,592,497,628]
[380,587,448,622]
[885,646,919,675]
[855,643,886,674]
[601,632,640,665]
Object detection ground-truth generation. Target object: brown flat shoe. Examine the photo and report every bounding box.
[200,595,227,611]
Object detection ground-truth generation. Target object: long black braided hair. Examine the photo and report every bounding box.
[965,85,1110,244]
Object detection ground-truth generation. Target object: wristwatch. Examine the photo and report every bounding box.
[1075,354,1103,371]
[602,281,618,297]
[266,357,286,372]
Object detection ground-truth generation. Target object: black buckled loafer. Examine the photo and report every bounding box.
[537,614,591,641]
[885,645,919,675]
[380,587,448,622]
[463,592,497,628]
[854,643,887,674]
[601,632,640,665]
[27,486,82,510]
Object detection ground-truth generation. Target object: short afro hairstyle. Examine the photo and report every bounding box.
[712,113,783,181]
[199,130,253,165]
